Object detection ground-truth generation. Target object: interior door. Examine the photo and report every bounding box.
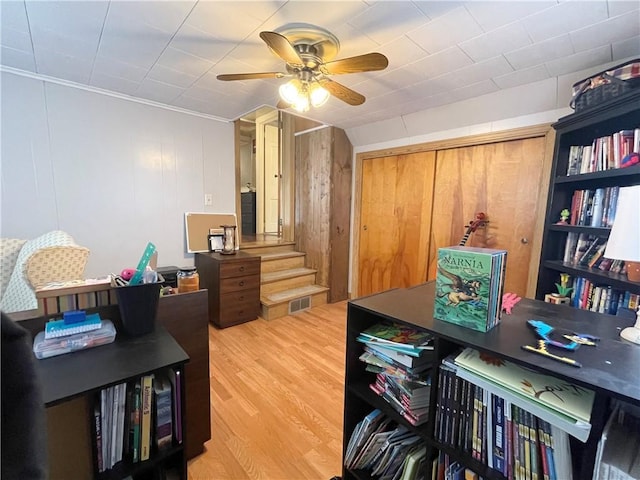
[428,137,547,296]
[357,151,436,297]
[264,123,280,234]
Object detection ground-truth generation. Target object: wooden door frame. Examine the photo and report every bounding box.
[351,124,556,299]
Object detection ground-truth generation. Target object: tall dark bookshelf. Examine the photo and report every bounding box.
[535,89,640,305]
[341,282,640,480]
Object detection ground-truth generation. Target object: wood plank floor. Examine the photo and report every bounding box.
[187,301,348,480]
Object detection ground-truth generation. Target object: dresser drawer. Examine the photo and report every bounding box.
[219,260,260,279]
[219,274,260,294]
[219,290,260,326]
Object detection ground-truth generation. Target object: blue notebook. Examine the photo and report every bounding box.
[45,313,102,339]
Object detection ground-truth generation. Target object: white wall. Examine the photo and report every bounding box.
[1,71,235,277]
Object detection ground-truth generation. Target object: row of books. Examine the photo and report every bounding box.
[344,408,427,479]
[437,358,573,480]
[593,401,640,480]
[562,233,612,268]
[434,246,507,333]
[434,452,484,480]
[569,277,638,315]
[564,128,640,176]
[93,369,182,473]
[567,187,619,228]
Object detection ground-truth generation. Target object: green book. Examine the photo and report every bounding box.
[434,246,507,332]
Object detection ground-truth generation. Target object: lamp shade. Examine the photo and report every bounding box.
[604,184,640,281]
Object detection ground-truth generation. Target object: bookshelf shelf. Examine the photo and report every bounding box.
[341,282,640,480]
[35,327,189,480]
[536,90,640,310]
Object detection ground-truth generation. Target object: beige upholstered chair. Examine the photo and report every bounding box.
[0,231,89,313]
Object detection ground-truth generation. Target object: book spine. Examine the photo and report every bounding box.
[140,374,153,461]
[93,401,104,473]
[493,394,506,475]
[130,381,141,463]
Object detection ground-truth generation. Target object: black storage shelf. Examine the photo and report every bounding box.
[536,89,640,304]
[341,282,640,480]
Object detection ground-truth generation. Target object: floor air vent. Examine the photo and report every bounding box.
[289,296,311,314]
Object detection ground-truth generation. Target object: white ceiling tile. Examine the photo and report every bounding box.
[170,24,237,63]
[437,56,513,89]
[98,21,173,70]
[447,79,499,103]
[492,64,550,89]
[326,23,380,60]
[34,50,93,83]
[157,47,214,78]
[608,0,640,17]
[25,1,108,37]
[264,2,370,35]
[407,6,483,54]
[464,1,556,31]
[92,56,148,83]
[408,46,474,80]
[412,1,464,20]
[570,13,640,53]
[227,41,283,72]
[546,44,612,76]
[348,2,428,45]
[90,72,140,96]
[1,26,32,52]
[30,26,99,61]
[1,1,30,32]
[612,36,640,60]
[376,65,427,90]
[459,22,532,62]
[522,1,608,42]
[504,34,574,70]
[106,1,195,34]
[0,45,36,72]
[135,78,185,104]
[185,1,271,41]
[378,36,428,70]
[147,64,199,89]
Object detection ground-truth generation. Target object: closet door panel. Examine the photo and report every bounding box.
[358,151,436,297]
[428,137,546,296]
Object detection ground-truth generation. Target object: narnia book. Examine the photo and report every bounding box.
[434,246,507,332]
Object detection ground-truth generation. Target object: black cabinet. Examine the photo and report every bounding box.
[341,282,640,480]
[241,191,256,235]
[36,327,189,479]
[535,90,640,304]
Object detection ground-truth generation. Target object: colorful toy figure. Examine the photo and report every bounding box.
[556,208,571,224]
[555,273,573,297]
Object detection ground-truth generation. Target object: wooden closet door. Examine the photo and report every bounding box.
[428,137,546,296]
[357,151,436,297]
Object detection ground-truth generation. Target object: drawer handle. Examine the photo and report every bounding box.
[239,266,245,272]
[239,280,245,286]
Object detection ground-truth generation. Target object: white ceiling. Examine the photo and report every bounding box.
[1,1,639,130]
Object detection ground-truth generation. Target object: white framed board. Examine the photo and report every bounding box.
[184,212,239,253]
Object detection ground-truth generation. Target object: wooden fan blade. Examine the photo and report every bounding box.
[259,31,303,65]
[217,72,285,81]
[276,99,291,110]
[322,53,388,75]
[319,79,365,106]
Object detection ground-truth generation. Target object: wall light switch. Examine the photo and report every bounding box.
[204,193,213,206]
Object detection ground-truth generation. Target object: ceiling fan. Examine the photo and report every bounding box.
[216,23,389,112]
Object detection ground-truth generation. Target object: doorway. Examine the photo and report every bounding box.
[236,107,326,245]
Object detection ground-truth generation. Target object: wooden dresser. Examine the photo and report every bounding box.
[195,251,261,328]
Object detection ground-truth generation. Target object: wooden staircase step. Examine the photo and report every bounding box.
[261,284,329,307]
[259,251,306,273]
[261,267,317,284]
[240,242,296,255]
[257,251,306,261]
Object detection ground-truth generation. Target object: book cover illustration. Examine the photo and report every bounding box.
[454,348,594,423]
[359,321,433,348]
[434,246,506,332]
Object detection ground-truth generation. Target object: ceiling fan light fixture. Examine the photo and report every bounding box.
[279,79,302,104]
[309,82,329,107]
